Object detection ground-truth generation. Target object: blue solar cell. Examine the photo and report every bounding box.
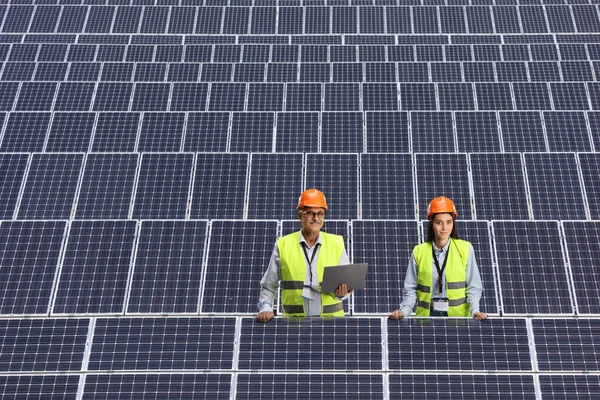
[324,83,360,111]
[57,6,87,33]
[285,83,321,111]
[183,112,229,151]
[333,6,357,34]
[494,221,572,314]
[300,45,328,63]
[544,111,592,152]
[67,45,96,62]
[396,63,428,82]
[223,7,249,35]
[265,63,296,82]
[467,6,494,33]
[411,111,454,152]
[166,63,200,82]
[539,374,600,400]
[184,45,213,62]
[100,62,133,81]
[473,44,502,62]
[34,62,68,81]
[388,319,531,370]
[0,81,18,110]
[1,112,50,152]
[15,82,56,111]
[278,7,302,34]
[167,82,207,111]
[438,82,476,110]
[513,82,552,110]
[208,83,246,111]
[46,112,94,152]
[2,5,34,33]
[559,43,588,61]
[0,153,27,219]
[572,5,600,33]
[242,44,270,62]
[131,83,170,111]
[93,82,133,111]
[18,153,83,219]
[388,45,415,62]
[385,7,411,34]
[329,45,356,62]
[546,5,576,33]
[525,153,586,219]
[138,112,185,152]
[361,153,413,219]
[0,221,67,314]
[247,153,303,219]
[230,112,274,152]
[579,152,600,218]
[0,318,88,371]
[125,45,154,62]
[191,153,247,219]
[202,221,278,313]
[128,221,207,313]
[413,6,438,34]
[400,83,436,110]
[470,153,529,219]
[463,62,495,82]
[84,374,231,400]
[246,83,283,112]
[530,44,559,61]
[213,45,241,63]
[416,45,444,62]
[113,6,142,33]
[29,6,60,33]
[299,63,330,82]
[85,6,115,34]
[499,111,546,152]
[440,6,466,34]
[590,83,600,110]
[53,220,136,314]
[168,6,195,34]
[560,61,594,81]
[305,6,329,34]
[534,319,600,371]
[196,7,222,34]
[271,45,299,62]
[528,61,560,81]
[91,112,139,152]
[495,61,528,81]
[1,62,35,80]
[520,5,549,33]
[251,6,276,34]
[431,62,462,82]
[274,112,317,152]
[0,375,80,399]
[502,44,530,61]
[365,111,409,152]
[133,62,166,81]
[8,44,37,62]
[200,63,232,82]
[54,82,94,111]
[455,111,501,152]
[332,63,362,83]
[321,112,363,153]
[67,62,101,81]
[89,318,235,370]
[359,45,387,62]
[362,83,399,111]
[444,44,472,61]
[139,6,168,34]
[132,153,193,219]
[360,6,384,34]
[239,318,382,370]
[76,153,138,219]
[492,6,521,33]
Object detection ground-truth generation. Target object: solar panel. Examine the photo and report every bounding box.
[2,62,35,80]
[321,112,363,152]
[413,6,438,34]
[75,153,138,219]
[131,83,170,112]
[539,374,600,400]
[411,111,455,152]
[286,83,321,111]
[513,82,552,111]
[400,83,436,110]
[306,153,358,219]
[58,6,87,34]
[572,5,600,33]
[470,153,529,220]
[127,221,207,313]
[168,6,196,35]
[91,112,139,152]
[332,63,362,82]
[416,45,444,62]
[365,111,409,153]
[0,318,88,372]
[440,6,466,34]
[88,317,235,370]
[578,153,600,218]
[1,112,50,152]
[184,112,229,152]
[234,63,265,82]
[0,375,80,399]
[208,83,246,111]
[196,7,222,35]
[223,7,249,35]
[520,5,549,34]
[138,112,185,152]
[438,83,476,110]
[15,82,56,111]
[550,83,590,111]
[544,111,592,152]
[275,112,319,152]
[534,319,600,371]
[230,112,275,152]
[445,44,472,61]
[238,317,383,370]
[93,82,133,111]
[467,6,494,34]
[431,62,462,82]
[46,112,95,152]
[300,45,328,63]
[132,153,193,219]
[529,44,559,62]
[84,374,232,400]
[493,220,573,315]
[201,220,277,314]
[387,318,531,370]
[455,111,501,152]
[389,374,536,399]
[499,111,546,152]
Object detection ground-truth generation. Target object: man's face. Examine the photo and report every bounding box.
[432,213,454,243]
[298,207,326,235]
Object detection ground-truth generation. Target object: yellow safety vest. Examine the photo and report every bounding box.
[278,231,345,317]
[413,239,471,317]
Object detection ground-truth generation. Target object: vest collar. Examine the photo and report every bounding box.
[299,231,322,249]
[432,238,451,253]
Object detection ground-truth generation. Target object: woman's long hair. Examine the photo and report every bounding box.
[426,213,459,243]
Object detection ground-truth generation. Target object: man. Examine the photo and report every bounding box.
[389,196,487,320]
[257,188,353,323]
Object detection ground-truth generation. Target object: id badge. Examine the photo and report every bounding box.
[432,297,449,312]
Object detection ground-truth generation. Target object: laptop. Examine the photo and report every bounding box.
[320,263,368,293]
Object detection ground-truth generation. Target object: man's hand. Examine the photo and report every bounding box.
[335,283,354,297]
[473,311,487,320]
[257,311,274,323]
[389,310,405,320]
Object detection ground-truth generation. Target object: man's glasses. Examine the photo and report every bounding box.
[302,211,325,219]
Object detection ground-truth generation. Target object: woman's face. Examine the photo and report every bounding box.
[432,213,454,243]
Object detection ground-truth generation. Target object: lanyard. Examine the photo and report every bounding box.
[301,242,320,285]
[432,244,449,294]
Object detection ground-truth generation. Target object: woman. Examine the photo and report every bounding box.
[389,196,487,320]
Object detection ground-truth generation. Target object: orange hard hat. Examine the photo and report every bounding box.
[297,188,328,211]
[426,196,458,220]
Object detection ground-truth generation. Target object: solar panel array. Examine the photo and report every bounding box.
[0,0,599,398]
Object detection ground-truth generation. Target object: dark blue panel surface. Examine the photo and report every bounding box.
[352,220,419,314]
[91,112,139,152]
[192,153,248,219]
[386,6,411,34]
[467,6,494,34]
[93,82,133,111]
[208,83,246,111]
[168,6,196,34]
[89,318,235,370]
[470,153,529,219]
[131,83,170,111]
[18,153,84,220]
[53,220,136,314]
[499,111,546,152]
[54,82,94,111]
[0,153,28,219]
[365,111,409,152]
[562,221,600,315]
[0,221,66,315]
[513,83,552,110]
[413,6,438,34]
[76,153,137,219]
[525,153,586,220]
[546,5,575,33]
[305,7,330,34]
[223,7,249,35]
[247,153,303,220]
[363,83,399,111]
[169,82,207,111]
[361,153,413,219]
[46,112,95,152]
[202,221,278,313]
[278,7,303,35]
[251,7,276,34]
[534,319,600,371]
[389,374,535,399]
[275,112,319,152]
[544,112,592,152]
[539,375,600,400]
[411,111,454,152]
[321,112,363,153]
[0,318,88,372]
[132,153,193,219]
[493,221,572,314]
[0,82,19,111]
[184,112,229,152]
[0,375,79,399]
[85,6,115,34]
[438,83,475,110]
[57,6,87,33]
[239,318,382,370]
[415,153,471,219]
[128,221,207,314]
[286,83,321,111]
[578,153,600,218]
[455,111,501,152]
[2,6,34,33]
[324,83,360,111]
[528,61,561,82]
[247,83,284,111]
[550,83,589,111]
[230,112,274,152]
[520,5,549,34]
[388,319,531,370]
[572,5,600,33]
[196,7,222,34]
[15,82,56,111]
[234,63,265,82]
[400,83,436,110]
[138,112,185,152]
[300,63,330,82]
[1,112,50,152]
[84,374,231,400]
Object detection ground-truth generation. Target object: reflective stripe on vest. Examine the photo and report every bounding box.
[414,239,471,317]
[278,231,345,317]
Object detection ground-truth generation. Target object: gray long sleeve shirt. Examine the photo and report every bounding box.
[258,232,350,316]
[399,238,483,317]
